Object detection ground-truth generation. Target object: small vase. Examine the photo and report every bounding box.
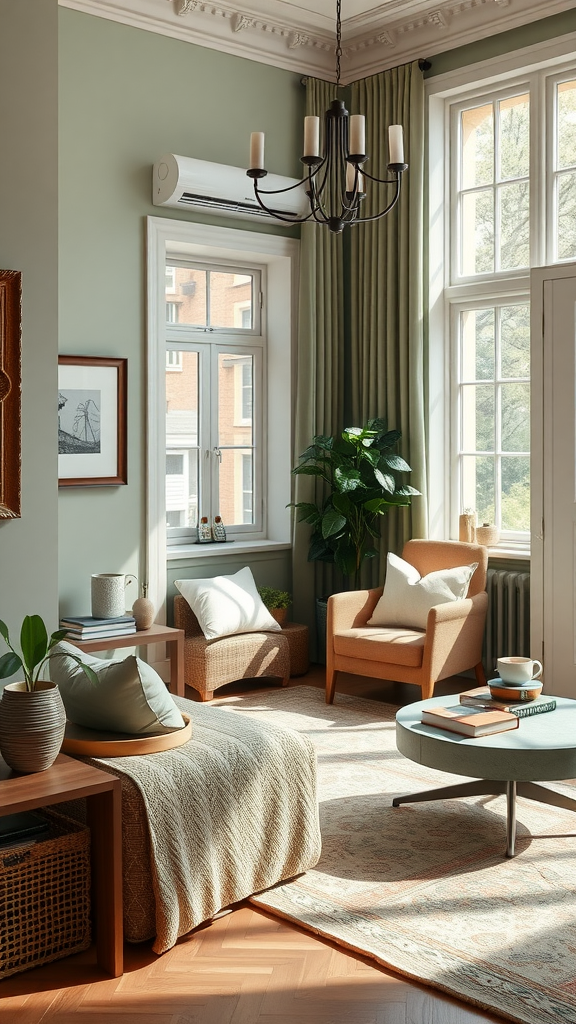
[0,681,66,773]
[459,513,476,543]
[132,596,155,631]
[475,524,500,547]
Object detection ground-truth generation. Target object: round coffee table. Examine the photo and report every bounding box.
[395,695,576,857]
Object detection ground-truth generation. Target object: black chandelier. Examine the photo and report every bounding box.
[246,0,408,234]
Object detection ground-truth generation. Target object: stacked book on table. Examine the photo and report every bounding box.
[59,614,137,641]
[421,685,557,737]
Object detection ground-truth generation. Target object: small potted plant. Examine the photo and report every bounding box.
[0,614,97,773]
[257,587,292,626]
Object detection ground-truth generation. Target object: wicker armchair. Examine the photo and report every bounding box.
[173,594,290,702]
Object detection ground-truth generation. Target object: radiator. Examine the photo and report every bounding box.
[482,568,531,677]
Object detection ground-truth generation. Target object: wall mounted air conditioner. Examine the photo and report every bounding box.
[152,154,307,222]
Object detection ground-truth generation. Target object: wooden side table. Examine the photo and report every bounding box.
[281,622,310,677]
[0,753,123,976]
[72,623,185,697]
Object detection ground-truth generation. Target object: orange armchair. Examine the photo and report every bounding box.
[326,539,488,704]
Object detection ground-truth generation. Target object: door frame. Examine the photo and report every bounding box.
[530,261,576,681]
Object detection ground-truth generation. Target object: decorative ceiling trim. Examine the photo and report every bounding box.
[59,0,576,84]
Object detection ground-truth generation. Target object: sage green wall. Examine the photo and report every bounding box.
[58,9,303,617]
[426,8,576,76]
[0,0,59,681]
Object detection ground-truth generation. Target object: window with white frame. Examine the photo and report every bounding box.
[440,59,576,548]
[147,218,296,611]
[164,259,262,544]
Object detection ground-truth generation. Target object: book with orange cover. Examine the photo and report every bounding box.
[420,704,519,737]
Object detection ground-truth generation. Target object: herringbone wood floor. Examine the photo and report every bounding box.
[0,668,504,1024]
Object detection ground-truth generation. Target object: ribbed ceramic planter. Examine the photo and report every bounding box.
[0,681,66,773]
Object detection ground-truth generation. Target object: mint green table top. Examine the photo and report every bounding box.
[396,695,576,782]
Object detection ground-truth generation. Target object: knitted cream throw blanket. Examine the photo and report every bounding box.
[91,696,321,953]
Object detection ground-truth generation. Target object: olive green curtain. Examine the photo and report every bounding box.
[292,78,345,636]
[350,62,428,585]
[291,66,428,637]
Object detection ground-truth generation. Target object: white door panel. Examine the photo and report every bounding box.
[532,264,576,698]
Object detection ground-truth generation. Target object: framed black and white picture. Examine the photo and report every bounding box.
[58,356,127,486]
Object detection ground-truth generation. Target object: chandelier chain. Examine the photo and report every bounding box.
[335,0,342,87]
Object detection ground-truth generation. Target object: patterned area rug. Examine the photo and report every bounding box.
[215,686,576,1024]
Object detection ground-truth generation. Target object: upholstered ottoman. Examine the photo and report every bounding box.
[66,694,320,953]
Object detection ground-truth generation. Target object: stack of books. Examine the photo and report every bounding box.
[459,686,557,718]
[59,614,137,641]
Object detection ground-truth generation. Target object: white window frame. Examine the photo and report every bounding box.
[164,260,263,545]
[147,217,298,621]
[427,32,576,554]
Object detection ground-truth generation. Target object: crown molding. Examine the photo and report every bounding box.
[59,0,576,83]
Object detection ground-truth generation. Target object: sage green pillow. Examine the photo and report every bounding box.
[50,641,185,735]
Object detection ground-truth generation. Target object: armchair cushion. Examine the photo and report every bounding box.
[367,552,479,630]
[334,626,425,667]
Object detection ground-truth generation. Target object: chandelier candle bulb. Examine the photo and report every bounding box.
[250,132,265,169]
[349,114,365,156]
[388,124,404,165]
[303,116,320,158]
[345,162,355,193]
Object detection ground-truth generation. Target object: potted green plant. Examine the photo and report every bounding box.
[0,614,97,773]
[290,418,419,661]
[257,587,292,626]
[291,418,419,588]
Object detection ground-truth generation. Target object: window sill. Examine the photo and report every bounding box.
[167,539,292,563]
[486,546,530,561]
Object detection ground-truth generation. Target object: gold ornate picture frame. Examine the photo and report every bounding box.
[0,270,22,519]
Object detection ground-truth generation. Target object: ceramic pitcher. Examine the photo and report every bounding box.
[91,573,136,619]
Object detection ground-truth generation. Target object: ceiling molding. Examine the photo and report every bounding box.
[59,0,576,83]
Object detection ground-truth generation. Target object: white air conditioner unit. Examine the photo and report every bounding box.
[152,154,307,222]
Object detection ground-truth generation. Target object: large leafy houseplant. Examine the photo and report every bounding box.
[0,614,97,691]
[291,419,419,589]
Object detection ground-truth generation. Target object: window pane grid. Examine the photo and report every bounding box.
[458,304,529,536]
[457,92,530,278]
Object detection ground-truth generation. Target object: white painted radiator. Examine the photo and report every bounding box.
[483,568,531,677]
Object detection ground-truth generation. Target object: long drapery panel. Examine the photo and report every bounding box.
[350,62,428,586]
[292,79,346,637]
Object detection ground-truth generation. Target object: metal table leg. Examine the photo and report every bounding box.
[506,780,517,858]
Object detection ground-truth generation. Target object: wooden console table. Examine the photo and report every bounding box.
[0,753,123,976]
[73,623,185,697]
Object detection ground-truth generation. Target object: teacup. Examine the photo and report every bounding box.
[496,656,543,685]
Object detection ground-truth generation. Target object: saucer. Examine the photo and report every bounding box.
[488,679,543,702]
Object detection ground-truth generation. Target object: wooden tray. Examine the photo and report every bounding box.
[61,713,192,756]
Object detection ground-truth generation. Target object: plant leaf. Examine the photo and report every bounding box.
[334,467,362,493]
[20,615,48,676]
[395,484,421,496]
[0,652,22,679]
[380,453,412,472]
[374,468,396,493]
[321,509,347,539]
[48,629,71,649]
[0,619,9,644]
[291,464,325,477]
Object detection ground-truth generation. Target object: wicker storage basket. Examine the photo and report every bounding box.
[0,808,91,979]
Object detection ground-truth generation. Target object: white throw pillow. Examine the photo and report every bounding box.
[175,566,281,640]
[367,552,479,630]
